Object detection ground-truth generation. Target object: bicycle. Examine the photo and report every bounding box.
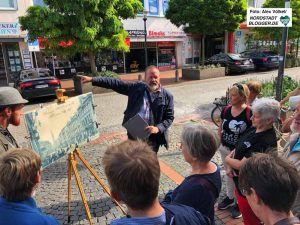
[211,95,229,127]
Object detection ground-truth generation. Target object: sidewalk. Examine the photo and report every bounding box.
[34,114,243,225]
[60,69,191,91]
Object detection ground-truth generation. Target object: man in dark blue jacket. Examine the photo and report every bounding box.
[81,66,174,152]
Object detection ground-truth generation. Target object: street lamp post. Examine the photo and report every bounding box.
[275,0,290,101]
[143,10,148,69]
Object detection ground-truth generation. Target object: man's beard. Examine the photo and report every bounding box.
[9,115,21,126]
[148,83,159,92]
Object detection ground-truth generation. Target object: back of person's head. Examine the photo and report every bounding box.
[0,148,41,202]
[239,153,300,213]
[103,140,160,210]
[252,98,280,122]
[247,80,262,95]
[181,125,219,162]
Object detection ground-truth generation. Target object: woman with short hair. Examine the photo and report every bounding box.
[225,98,280,225]
[163,125,221,224]
[246,80,262,106]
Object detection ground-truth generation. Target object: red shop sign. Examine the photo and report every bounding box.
[157,42,175,47]
[125,37,130,48]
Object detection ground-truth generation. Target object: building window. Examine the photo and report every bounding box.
[0,0,17,10]
[149,0,159,15]
[163,0,169,15]
[33,0,47,7]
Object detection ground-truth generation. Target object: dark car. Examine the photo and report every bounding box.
[205,53,254,75]
[240,50,279,70]
[15,68,61,100]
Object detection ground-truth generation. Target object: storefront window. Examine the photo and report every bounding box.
[163,0,169,15]
[0,0,17,10]
[157,42,176,70]
[149,0,159,15]
[6,44,22,76]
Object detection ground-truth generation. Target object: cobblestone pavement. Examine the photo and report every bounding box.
[33,116,228,225]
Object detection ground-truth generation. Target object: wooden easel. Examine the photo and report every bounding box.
[67,149,126,225]
[55,90,126,225]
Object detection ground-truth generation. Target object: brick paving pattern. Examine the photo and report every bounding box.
[32,115,243,225]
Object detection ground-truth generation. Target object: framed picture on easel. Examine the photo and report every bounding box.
[24,92,99,168]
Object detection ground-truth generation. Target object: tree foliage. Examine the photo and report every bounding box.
[165,0,247,35]
[165,0,247,65]
[19,0,143,74]
[253,0,300,42]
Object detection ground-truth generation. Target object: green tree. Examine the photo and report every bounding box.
[19,0,143,75]
[165,0,247,65]
[253,0,300,51]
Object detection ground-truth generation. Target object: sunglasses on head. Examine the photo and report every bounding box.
[233,83,244,92]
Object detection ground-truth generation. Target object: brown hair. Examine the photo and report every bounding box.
[229,83,250,103]
[0,148,41,201]
[181,125,219,162]
[239,153,300,213]
[103,140,160,210]
[247,80,262,95]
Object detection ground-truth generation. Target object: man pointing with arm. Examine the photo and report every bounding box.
[81,66,174,153]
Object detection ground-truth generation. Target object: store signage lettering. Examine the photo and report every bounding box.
[0,23,19,35]
[149,30,186,38]
[127,30,146,36]
[149,31,165,37]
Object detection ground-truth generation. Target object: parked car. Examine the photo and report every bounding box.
[239,50,279,70]
[14,68,61,100]
[205,53,254,75]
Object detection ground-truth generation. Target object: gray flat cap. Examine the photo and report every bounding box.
[0,87,28,106]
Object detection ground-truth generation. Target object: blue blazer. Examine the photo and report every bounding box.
[92,77,174,148]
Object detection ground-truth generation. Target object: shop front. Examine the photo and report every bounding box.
[123,16,186,72]
[0,22,26,86]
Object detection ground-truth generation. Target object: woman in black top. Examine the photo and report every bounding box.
[225,98,280,225]
[217,83,252,218]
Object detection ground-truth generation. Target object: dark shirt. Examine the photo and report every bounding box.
[221,106,252,150]
[234,127,277,161]
[233,127,277,195]
[91,77,174,150]
[163,165,221,224]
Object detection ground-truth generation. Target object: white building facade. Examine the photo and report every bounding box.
[0,0,35,86]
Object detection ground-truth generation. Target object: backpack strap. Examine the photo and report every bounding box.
[163,206,175,225]
[245,106,251,124]
[222,105,232,119]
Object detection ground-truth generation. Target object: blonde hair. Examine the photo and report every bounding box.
[247,80,262,95]
[229,83,250,103]
[0,149,41,201]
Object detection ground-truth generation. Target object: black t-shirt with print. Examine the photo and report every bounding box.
[233,127,277,196]
[234,127,277,160]
[220,106,252,150]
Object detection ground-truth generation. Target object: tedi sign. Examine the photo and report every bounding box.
[247,8,292,27]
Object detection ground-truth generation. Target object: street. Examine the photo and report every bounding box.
[8,67,300,225]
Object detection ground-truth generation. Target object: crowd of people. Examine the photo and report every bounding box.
[0,66,300,225]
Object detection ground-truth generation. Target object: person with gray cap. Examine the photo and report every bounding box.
[0,87,28,154]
